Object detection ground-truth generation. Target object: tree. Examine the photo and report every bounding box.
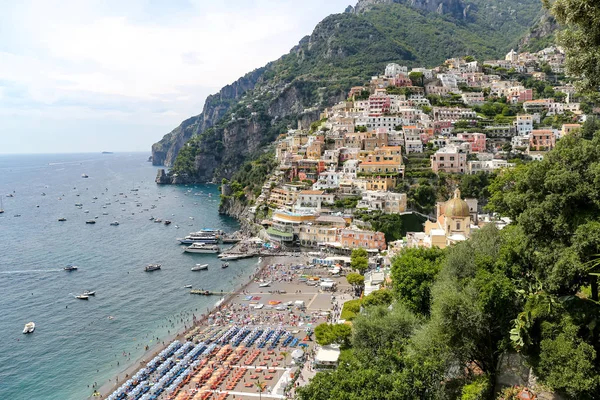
[314,323,352,346]
[351,248,369,274]
[355,125,367,132]
[391,248,446,316]
[362,289,394,308]
[408,71,424,87]
[255,380,267,400]
[545,0,600,92]
[346,272,365,288]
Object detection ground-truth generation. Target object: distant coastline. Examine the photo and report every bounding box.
[101,151,113,154]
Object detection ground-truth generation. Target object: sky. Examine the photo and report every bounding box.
[0,0,352,154]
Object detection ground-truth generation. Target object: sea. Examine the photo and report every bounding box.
[0,153,259,400]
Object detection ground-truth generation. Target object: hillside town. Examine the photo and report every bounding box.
[243,46,581,260]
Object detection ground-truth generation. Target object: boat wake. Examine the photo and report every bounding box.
[0,269,64,274]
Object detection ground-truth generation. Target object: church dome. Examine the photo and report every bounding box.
[444,189,470,218]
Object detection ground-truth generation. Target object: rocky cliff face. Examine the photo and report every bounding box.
[517,12,559,52]
[151,68,266,167]
[354,0,467,18]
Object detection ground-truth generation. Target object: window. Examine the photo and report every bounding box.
[456,222,461,230]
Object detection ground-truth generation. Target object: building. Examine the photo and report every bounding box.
[431,146,468,174]
[407,189,474,249]
[514,115,534,136]
[529,129,555,151]
[339,228,386,251]
[357,191,407,213]
[268,188,298,210]
[562,123,581,136]
[298,215,346,248]
[461,92,485,106]
[295,190,335,211]
[267,211,316,244]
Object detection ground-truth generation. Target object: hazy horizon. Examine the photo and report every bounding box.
[0,0,351,154]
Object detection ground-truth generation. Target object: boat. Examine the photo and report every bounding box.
[23,322,35,334]
[221,263,230,269]
[101,151,113,154]
[145,264,161,272]
[64,265,78,271]
[164,220,172,225]
[178,232,219,245]
[81,174,89,178]
[58,217,67,222]
[154,218,162,223]
[215,298,225,308]
[75,203,83,207]
[183,285,193,289]
[258,280,272,288]
[83,290,96,296]
[85,220,96,224]
[191,264,209,271]
[102,212,109,215]
[0,197,3,214]
[6,193,14,198]
[219,255,240,261]
[184,243,220,254]
[110,221,119,226]
[76,294,89,300]
[14,214,21,217]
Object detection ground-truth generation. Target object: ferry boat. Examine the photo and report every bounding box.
[64,265,78,271]
[23,322,35,334]
[191,264,209,271]
[184,243,220,254]
[145,264,161,272]
[178,232,219,245]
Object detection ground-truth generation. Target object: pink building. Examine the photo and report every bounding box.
[456,132,487,153]
[339,229,386,251]
[529,130,555,151]
[368,94,391,117]
[431,146,468,174]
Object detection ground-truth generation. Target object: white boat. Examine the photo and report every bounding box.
[183,285,193,289]
[64,265,78,271]
[191,264,209,271]
[258,281,272,288]
[184,243,220,254]
[110,221,119,226]
[145,264,161,272]
[83,290,95,296]
[81,173,89,178]
[221,263,229,269]
[76,294,89,300]
[215,298,225,308]
[23,322,35,334]
[219,255,240,261]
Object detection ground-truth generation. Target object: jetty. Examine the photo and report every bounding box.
[190,290,234,296]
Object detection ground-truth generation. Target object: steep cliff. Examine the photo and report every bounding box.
[151,68,266,166]
[153,0,544,183]
[518,11,559,52]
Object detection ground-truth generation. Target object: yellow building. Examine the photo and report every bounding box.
[407,189,473,249]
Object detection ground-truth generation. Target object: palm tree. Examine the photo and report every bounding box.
[280,350,289,369]
[255,379,267,400]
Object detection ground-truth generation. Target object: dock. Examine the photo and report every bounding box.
[190,290,234,296]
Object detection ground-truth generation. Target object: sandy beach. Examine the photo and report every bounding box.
[91,253,350,399]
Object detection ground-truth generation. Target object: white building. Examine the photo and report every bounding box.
[357,191,407,213]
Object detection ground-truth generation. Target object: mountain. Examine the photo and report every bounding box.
[152,0,548,183]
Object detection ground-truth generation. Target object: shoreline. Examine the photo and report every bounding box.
[91,256,270,399]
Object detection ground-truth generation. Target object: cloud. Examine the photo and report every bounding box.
[0,0,350,153]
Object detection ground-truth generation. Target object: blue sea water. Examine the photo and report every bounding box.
[0,153,257,400]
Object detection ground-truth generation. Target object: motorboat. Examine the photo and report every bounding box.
[83,290,96,296]
[164,220,172,225]
[184,243,220,254]
[84,210,89,213]
[85,220,96,224]
[219,255,240,261]
[102,212,109,215]
[81,173,89,178]
[145,264,161,272]
[75,203,83,207]
[110,221,119,226]
[64,265,78,271]
[183,285,193,289]
[258,280,272,288]
[23,322,35,334]
[58,217,67,222]
[154,218,162,223]
[76,294,89,300]
[191,264,209,271]
[221,263,230,269]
